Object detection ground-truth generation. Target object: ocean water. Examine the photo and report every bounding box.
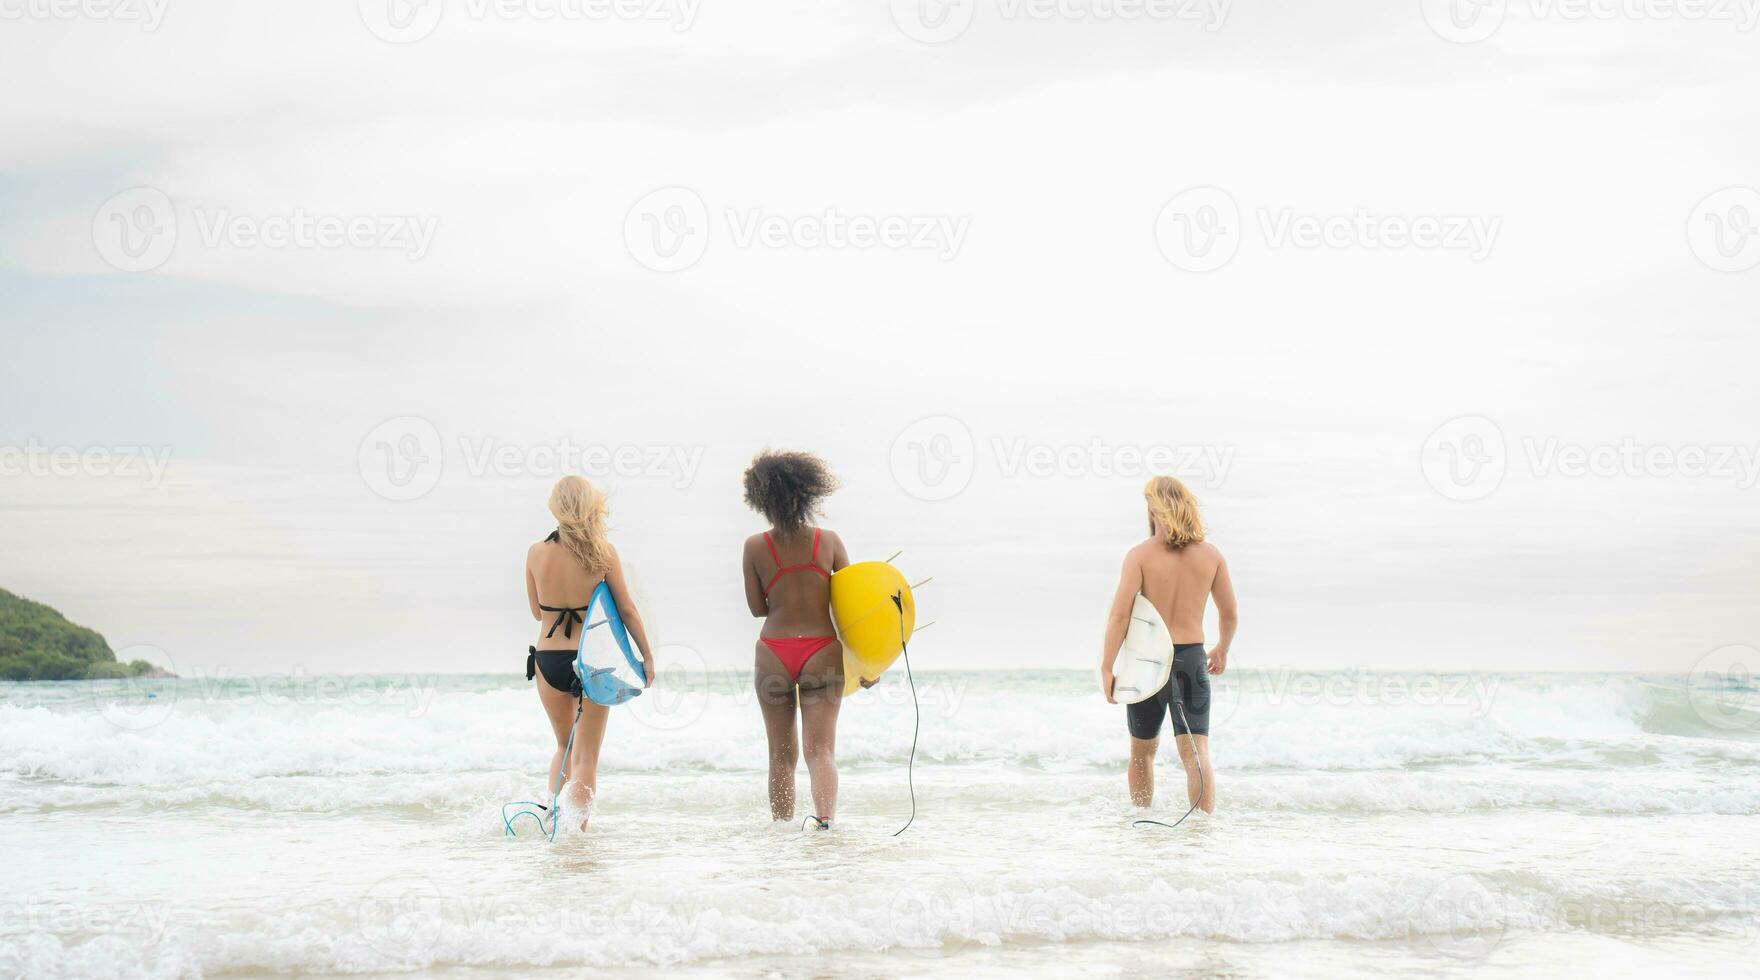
[3,669,1758,978]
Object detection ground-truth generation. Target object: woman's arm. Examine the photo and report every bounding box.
[826,529,850,573]
[525,546,542,621]
[1209,553,1237,676]
[742,537,768,617]
[1099,550,1140,703]
[603,546,656,686]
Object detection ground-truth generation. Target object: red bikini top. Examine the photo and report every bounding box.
[762,528,830,597]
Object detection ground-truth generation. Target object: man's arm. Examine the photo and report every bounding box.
[1099,550,1140,702]
[1209,553,1237,675]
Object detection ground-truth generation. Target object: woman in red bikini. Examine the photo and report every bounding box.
[741,450,850,828]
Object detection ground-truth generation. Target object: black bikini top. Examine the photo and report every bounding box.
[539,529,590,639]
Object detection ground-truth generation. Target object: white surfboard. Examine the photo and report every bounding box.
[1110,594,1174,705]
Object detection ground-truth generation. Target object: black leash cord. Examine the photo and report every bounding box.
[1133,699,1204,830]
[891,591,918,838]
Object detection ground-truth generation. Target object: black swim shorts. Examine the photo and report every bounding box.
[1125,643,1210,739]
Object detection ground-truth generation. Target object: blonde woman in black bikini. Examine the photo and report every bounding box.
[525,475,654,827]
[740,451,851,828]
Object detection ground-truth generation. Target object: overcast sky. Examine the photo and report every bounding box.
[2,0,1757,677]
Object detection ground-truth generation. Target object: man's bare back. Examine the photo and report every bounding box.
[1130,538,1228,645]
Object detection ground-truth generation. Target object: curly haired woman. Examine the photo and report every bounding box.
[739,450,851,829]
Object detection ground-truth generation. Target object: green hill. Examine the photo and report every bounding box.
[0,589,161,681]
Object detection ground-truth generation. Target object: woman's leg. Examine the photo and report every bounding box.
[1173,734,1214,813]
[755,642,799,821]
[564,699,611,823]
[535,670,576,794]
[796,641,844,824]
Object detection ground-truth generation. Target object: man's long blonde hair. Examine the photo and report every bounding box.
[1145,475,1205,549]
[548,475,614,574]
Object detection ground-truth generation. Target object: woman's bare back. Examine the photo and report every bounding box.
[527,539,605,652]
[742,527,848,637]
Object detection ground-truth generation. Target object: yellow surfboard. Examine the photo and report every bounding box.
[830,561,916,696]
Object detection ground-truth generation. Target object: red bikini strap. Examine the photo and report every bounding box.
[810,528,821,562]
[763,531,783,566]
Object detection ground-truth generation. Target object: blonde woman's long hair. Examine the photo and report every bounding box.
[1144,475,1205,549]
[548,475,614,574]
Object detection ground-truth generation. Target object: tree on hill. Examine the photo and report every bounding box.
[0,589,160,681]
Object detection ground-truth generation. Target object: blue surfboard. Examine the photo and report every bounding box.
[574,580,646,706]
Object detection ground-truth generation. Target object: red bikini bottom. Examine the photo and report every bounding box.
[761,635,836,683]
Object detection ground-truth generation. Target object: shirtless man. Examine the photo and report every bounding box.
[1099,476,1238,813]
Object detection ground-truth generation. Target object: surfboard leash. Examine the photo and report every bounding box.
[1132,699,1204,831]
[890,589,919,838]
[502,691,584,841]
